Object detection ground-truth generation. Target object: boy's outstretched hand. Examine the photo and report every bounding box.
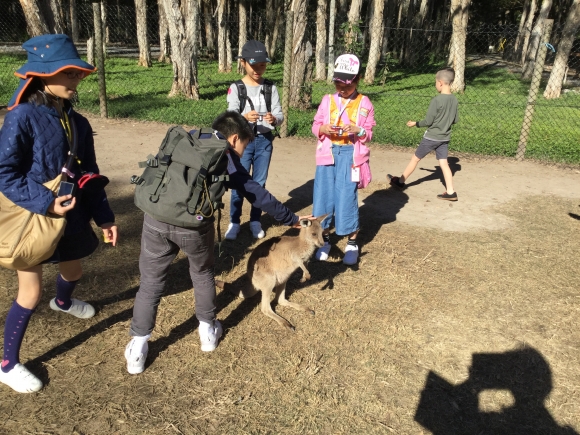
[406,121,417,127]
[292,215,316,228]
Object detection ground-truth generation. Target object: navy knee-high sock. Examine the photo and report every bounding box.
[55,274,78,311]
[2,301,34,373]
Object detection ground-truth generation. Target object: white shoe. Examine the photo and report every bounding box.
[315,242,331,261]
[0,364,43,393]
[50,298,95,319]
[225,223,241,240]
[124,337,149,375]
[343,244,359,265]
[199,320,223,352]
[250,221,265,239]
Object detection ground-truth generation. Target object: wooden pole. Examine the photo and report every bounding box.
[93,2,107,118]
[280,10,294,138]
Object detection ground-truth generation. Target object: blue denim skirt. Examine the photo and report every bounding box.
[312,145,359,236]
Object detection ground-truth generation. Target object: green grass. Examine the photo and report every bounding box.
[2,54,580,163]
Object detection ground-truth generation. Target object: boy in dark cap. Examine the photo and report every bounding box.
[224,40,283,241]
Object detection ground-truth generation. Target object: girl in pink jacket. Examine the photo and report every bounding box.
[311,54,376,265]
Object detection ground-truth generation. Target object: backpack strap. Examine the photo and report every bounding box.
[261,79,280,138]
[235,80,254,113]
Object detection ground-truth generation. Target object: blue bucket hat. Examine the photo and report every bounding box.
[9,34,96,109]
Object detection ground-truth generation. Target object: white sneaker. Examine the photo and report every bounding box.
[0,364,43,393]
[250,221,265,239]
[315,242,331,261]
[124,337,149,375]
[225,223,241,240]
[50,298,95,319]
[199,320,223,352]
[343,244,359,265]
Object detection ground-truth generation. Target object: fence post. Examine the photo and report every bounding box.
[280,11,294,138]
[516,19,553,161]
[92,2,107,118]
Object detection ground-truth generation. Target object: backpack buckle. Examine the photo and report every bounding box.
[159,155,171,166]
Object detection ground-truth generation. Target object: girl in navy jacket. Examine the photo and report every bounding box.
[0,35,117,393]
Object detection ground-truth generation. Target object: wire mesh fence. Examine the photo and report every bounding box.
[1,1,580,165]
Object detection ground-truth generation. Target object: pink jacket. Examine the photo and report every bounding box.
[312,93,376,166]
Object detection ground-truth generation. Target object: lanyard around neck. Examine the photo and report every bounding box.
[334,93,355,126]
[60,110,73,145]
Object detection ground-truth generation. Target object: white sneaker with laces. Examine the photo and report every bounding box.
[343,244,359,265]
[250,221,265,239]
[49,298,95,319]
[0,363,43,393]
[124,337,149,375]
[225,223,241,240]
[199,320,223,352]
[315,242,331,261]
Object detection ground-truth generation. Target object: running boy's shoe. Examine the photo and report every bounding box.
[0,363,43,393]
[437,192,458,201]
[199,320,223,352]
[49,298,95,319]
[387,174,406,189]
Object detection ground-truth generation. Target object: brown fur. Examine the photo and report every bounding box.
[239,216,327,331]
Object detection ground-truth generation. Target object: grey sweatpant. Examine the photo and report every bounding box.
[129,214,216,337]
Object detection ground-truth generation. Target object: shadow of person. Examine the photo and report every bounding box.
[356,186,409,250]
[414,347,578,435]
[405,156,462,190]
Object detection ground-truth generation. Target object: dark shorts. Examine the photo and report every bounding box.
[415,137,449,160]
[43,226,100,264]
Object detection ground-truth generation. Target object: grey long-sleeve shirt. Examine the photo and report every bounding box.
[227,82,284,135]
[416,94,459,141]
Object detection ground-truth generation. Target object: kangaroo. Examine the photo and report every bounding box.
[239,215,327,331]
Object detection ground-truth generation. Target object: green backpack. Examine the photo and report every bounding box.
[131,126,230,233]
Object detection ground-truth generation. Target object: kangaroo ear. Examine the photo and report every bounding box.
[300,219,312,227]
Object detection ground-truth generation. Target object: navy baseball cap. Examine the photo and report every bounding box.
[237,40,271,64]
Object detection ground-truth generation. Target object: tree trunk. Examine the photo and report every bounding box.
[267,0,284,60]
[217,0,227,72]
[101,0,109,44]
[185,0,201,96]
[47,0,67,34]
[70,0,79,42]
[158,0,171,62]
[508,0,529,61]
[135,0,151,67]
[315,0,327,81]
[522,0,553,79]
[19,0,49,36]
[87,36,95,66]
[237,0,247,74]
[327,0,336,82]
[364,0,385,84]
[544,0,580,98]
[521,0,538,64]
[450,0,471,93]
[203,0,215,57]
[290,0,313,109]
[345,0,364,50]
[162,0,200,99]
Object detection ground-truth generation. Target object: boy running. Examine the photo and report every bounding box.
[388,67,459,201]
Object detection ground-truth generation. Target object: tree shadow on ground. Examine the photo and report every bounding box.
[414,347,578,435]
[404,157,462,190]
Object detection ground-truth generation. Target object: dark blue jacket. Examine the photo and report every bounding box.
[196,131,298,227]
[0,102,114,235]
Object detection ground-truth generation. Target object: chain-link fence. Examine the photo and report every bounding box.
[1,1,580,165]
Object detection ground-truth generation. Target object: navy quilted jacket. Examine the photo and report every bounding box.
[0,102,114,235]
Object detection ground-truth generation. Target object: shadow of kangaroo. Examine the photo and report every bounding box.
[238,215,327,331]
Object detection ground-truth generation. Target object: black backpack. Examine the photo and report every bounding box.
[235,79,280,137]
[131,126,230,237]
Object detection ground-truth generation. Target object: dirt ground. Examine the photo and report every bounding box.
[1,110,579,434]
